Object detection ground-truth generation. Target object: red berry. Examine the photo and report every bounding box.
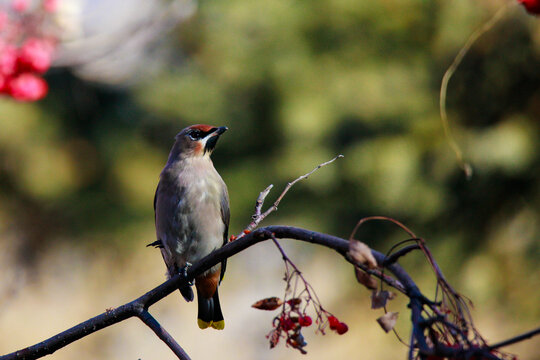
[336,322,348,335]
[229,235,237,241]
[519,0,540,14]
[327,315,340,330]
[299,315,312,327]
[243,229,251,234]
[281,316,295,331]
[8,73,48,101]
[18,38,55,73]
[0,43,17,76]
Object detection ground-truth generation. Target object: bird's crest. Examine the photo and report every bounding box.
[189,124,216,133]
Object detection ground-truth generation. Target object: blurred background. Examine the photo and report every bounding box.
[1,0,539,358]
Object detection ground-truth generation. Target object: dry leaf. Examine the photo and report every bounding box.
[252,297,283,311]
[355,267,378,290]
[269,329,280,348]
[349,240,377,269]
[376,312,399,333]
[371,290,396,309]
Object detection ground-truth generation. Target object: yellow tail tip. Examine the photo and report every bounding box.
[197,319,211,329]
[197,319,225,330]
[211,320,225,330]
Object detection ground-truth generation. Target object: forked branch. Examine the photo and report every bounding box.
[239,154,344,237]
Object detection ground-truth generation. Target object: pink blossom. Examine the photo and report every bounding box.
[18,38,55,73]
[11,0,30,12]
[0,11,8,31]
[43,0,59,12]
[8,73,48,101]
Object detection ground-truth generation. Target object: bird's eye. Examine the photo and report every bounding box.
[188,130,202,140]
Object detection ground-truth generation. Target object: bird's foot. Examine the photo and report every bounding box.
[181,262,193,286]
[179,263,195,301]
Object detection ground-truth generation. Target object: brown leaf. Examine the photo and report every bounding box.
[269,329,280,348]
[371,290,396,309]
[355,267,378,290]
[349,240,377,269]
[376,312,399,333]
[252,297,283,311]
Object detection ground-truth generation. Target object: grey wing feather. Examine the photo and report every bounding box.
[154,180,182,277]
[154,183,159,222]
[219,186,230,282]
[148,183,163,248]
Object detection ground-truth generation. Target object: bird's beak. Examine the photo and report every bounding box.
[214,126,228,136]
[204,126,228,154]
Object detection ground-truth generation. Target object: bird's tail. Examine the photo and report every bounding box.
[197,287,224,330]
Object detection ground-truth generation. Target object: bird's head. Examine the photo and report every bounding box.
[171,124,228,160]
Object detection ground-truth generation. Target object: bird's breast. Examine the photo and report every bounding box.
[158,158,226,266]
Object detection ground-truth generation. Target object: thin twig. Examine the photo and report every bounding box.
[347,257,407,294]
[349,215,418,241]
[239,155,344,237]
[488,326,540,350]
[138,311,191,360]
[269,234,326,314]
[264,155,344,216]
[439,3,511,179]
[252,185,274,221]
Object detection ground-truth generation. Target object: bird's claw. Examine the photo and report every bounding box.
[182,262,193,286]
[146,239,163,248]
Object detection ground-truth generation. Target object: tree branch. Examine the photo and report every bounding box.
[138,310,191,360]
[1,226,537,360]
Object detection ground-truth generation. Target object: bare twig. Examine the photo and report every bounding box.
[439,3,512,179]
[350,215,418,240]
[252,185,274,221]
[488,326,540,350]
[138,311,191,360]
[239,155,344,237]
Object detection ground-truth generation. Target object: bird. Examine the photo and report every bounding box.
[153,124,230,330]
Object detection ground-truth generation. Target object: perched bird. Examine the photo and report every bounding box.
[154,124,229,330]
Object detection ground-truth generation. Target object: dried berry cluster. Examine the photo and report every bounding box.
[252,296,348,355]
[0,0,58,101]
